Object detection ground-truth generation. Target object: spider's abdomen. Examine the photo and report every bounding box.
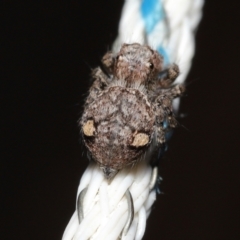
[81,86,155,179]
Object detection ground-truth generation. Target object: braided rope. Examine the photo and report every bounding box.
[62,1,204,239]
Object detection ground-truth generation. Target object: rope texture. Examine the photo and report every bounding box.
[62,0,204,239]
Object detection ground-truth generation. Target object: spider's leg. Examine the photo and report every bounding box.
[158,63,179,88]
[85,67,111,106]
[101,51,115,75]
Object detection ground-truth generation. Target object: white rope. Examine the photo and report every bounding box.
[62,0,204,239]
[62,162,154,240]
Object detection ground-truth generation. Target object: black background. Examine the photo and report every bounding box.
[1,1,240,239]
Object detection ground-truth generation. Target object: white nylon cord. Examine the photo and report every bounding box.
[62,0,204,239]
[62,161,153,240]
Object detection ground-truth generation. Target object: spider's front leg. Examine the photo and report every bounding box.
[101,51,115,75]
[84,51,115,107]
[158,63,180,88]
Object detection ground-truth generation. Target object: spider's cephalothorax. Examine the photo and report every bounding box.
[80,43,184,179]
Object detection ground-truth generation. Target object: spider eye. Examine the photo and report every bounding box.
[149,63,154,70]
[116,55,123,61]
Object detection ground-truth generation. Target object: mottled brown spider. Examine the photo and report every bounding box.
[80,43,184,179]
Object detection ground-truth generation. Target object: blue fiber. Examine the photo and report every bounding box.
[157,46,169,65]
[141,0,164,33]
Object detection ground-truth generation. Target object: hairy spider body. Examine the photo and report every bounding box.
[80,43,184,179]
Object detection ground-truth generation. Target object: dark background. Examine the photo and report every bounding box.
[1,1,240,239]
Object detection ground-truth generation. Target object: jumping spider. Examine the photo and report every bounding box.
[80,43,184,179]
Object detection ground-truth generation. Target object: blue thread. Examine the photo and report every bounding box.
[157,46,169,65]
[141,0,164,33]
[162,120,168,129]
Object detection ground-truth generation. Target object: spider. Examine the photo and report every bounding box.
[80,43,184,179]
